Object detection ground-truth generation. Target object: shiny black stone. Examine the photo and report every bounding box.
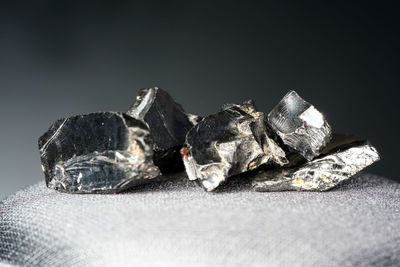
[267,90,332,161]
[127,87,199,173]
[252,134,380,191]
[38,112,161,193]
[181,100,288,191]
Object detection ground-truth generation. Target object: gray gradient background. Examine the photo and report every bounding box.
[0,1,399,199]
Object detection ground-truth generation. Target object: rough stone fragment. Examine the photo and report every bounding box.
[252,135,380,192]
[181,100,288,191]
[38,112,161,193]
[268,90,332,161]
[127,87,199,172]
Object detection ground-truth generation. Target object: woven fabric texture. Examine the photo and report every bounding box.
[1,172,399,266]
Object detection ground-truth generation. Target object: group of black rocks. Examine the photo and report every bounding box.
[39,88,379,193]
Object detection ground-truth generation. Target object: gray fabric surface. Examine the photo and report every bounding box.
[0,172,399,267]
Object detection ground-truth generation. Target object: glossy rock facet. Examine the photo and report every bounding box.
[39,112,161,193]
[252,135,380,192]
[181,100,288,191]
[268,90,332,161]
[127,87,199,172]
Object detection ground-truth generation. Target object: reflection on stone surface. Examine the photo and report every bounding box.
[127,87,199,173]
[38,88,381,194]
[252,135,380,191]
[268,90,332,161]
[39,112,161,193]
[181,100,288,191]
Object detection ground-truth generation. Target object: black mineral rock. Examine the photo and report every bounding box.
[268,90,332,161]
[252,135,380,191]
[181,100,288,191]
[38,87,381,195]
[39,112,161,193]
[127,87,199,172]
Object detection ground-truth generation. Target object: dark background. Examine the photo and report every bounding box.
[0,1,399,198]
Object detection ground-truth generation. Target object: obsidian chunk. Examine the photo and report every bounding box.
[268,90,332,161]
[38,112,161,193]
[127,87,199,172]
[181,100,288,191]
[252,135,380,191]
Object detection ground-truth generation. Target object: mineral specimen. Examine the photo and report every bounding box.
[268,90,332,161]
[38,88,381,195]
[181,100,288,191]
[127,87,199,172]
[252,135,380,192]
[38,112,161,193]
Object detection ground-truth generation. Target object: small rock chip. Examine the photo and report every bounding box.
[38,112,161,193]
[268,90,332,161]
[181,100,288,191]
[127,87,199,172]
[252,135,380,192]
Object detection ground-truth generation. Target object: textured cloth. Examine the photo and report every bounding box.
[0,172,399,266]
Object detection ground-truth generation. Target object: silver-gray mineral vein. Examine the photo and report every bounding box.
[268,90,332,161]
[127,87,199,172]
[38,112,161,193]
[252,135,380,191]
[181,100,288,191]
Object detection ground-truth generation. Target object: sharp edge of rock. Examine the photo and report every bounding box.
[181,100,288,191]
[127,87,200,173]
[267,90,332,161]
[38,112,161,193]
[252,135,380,192]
